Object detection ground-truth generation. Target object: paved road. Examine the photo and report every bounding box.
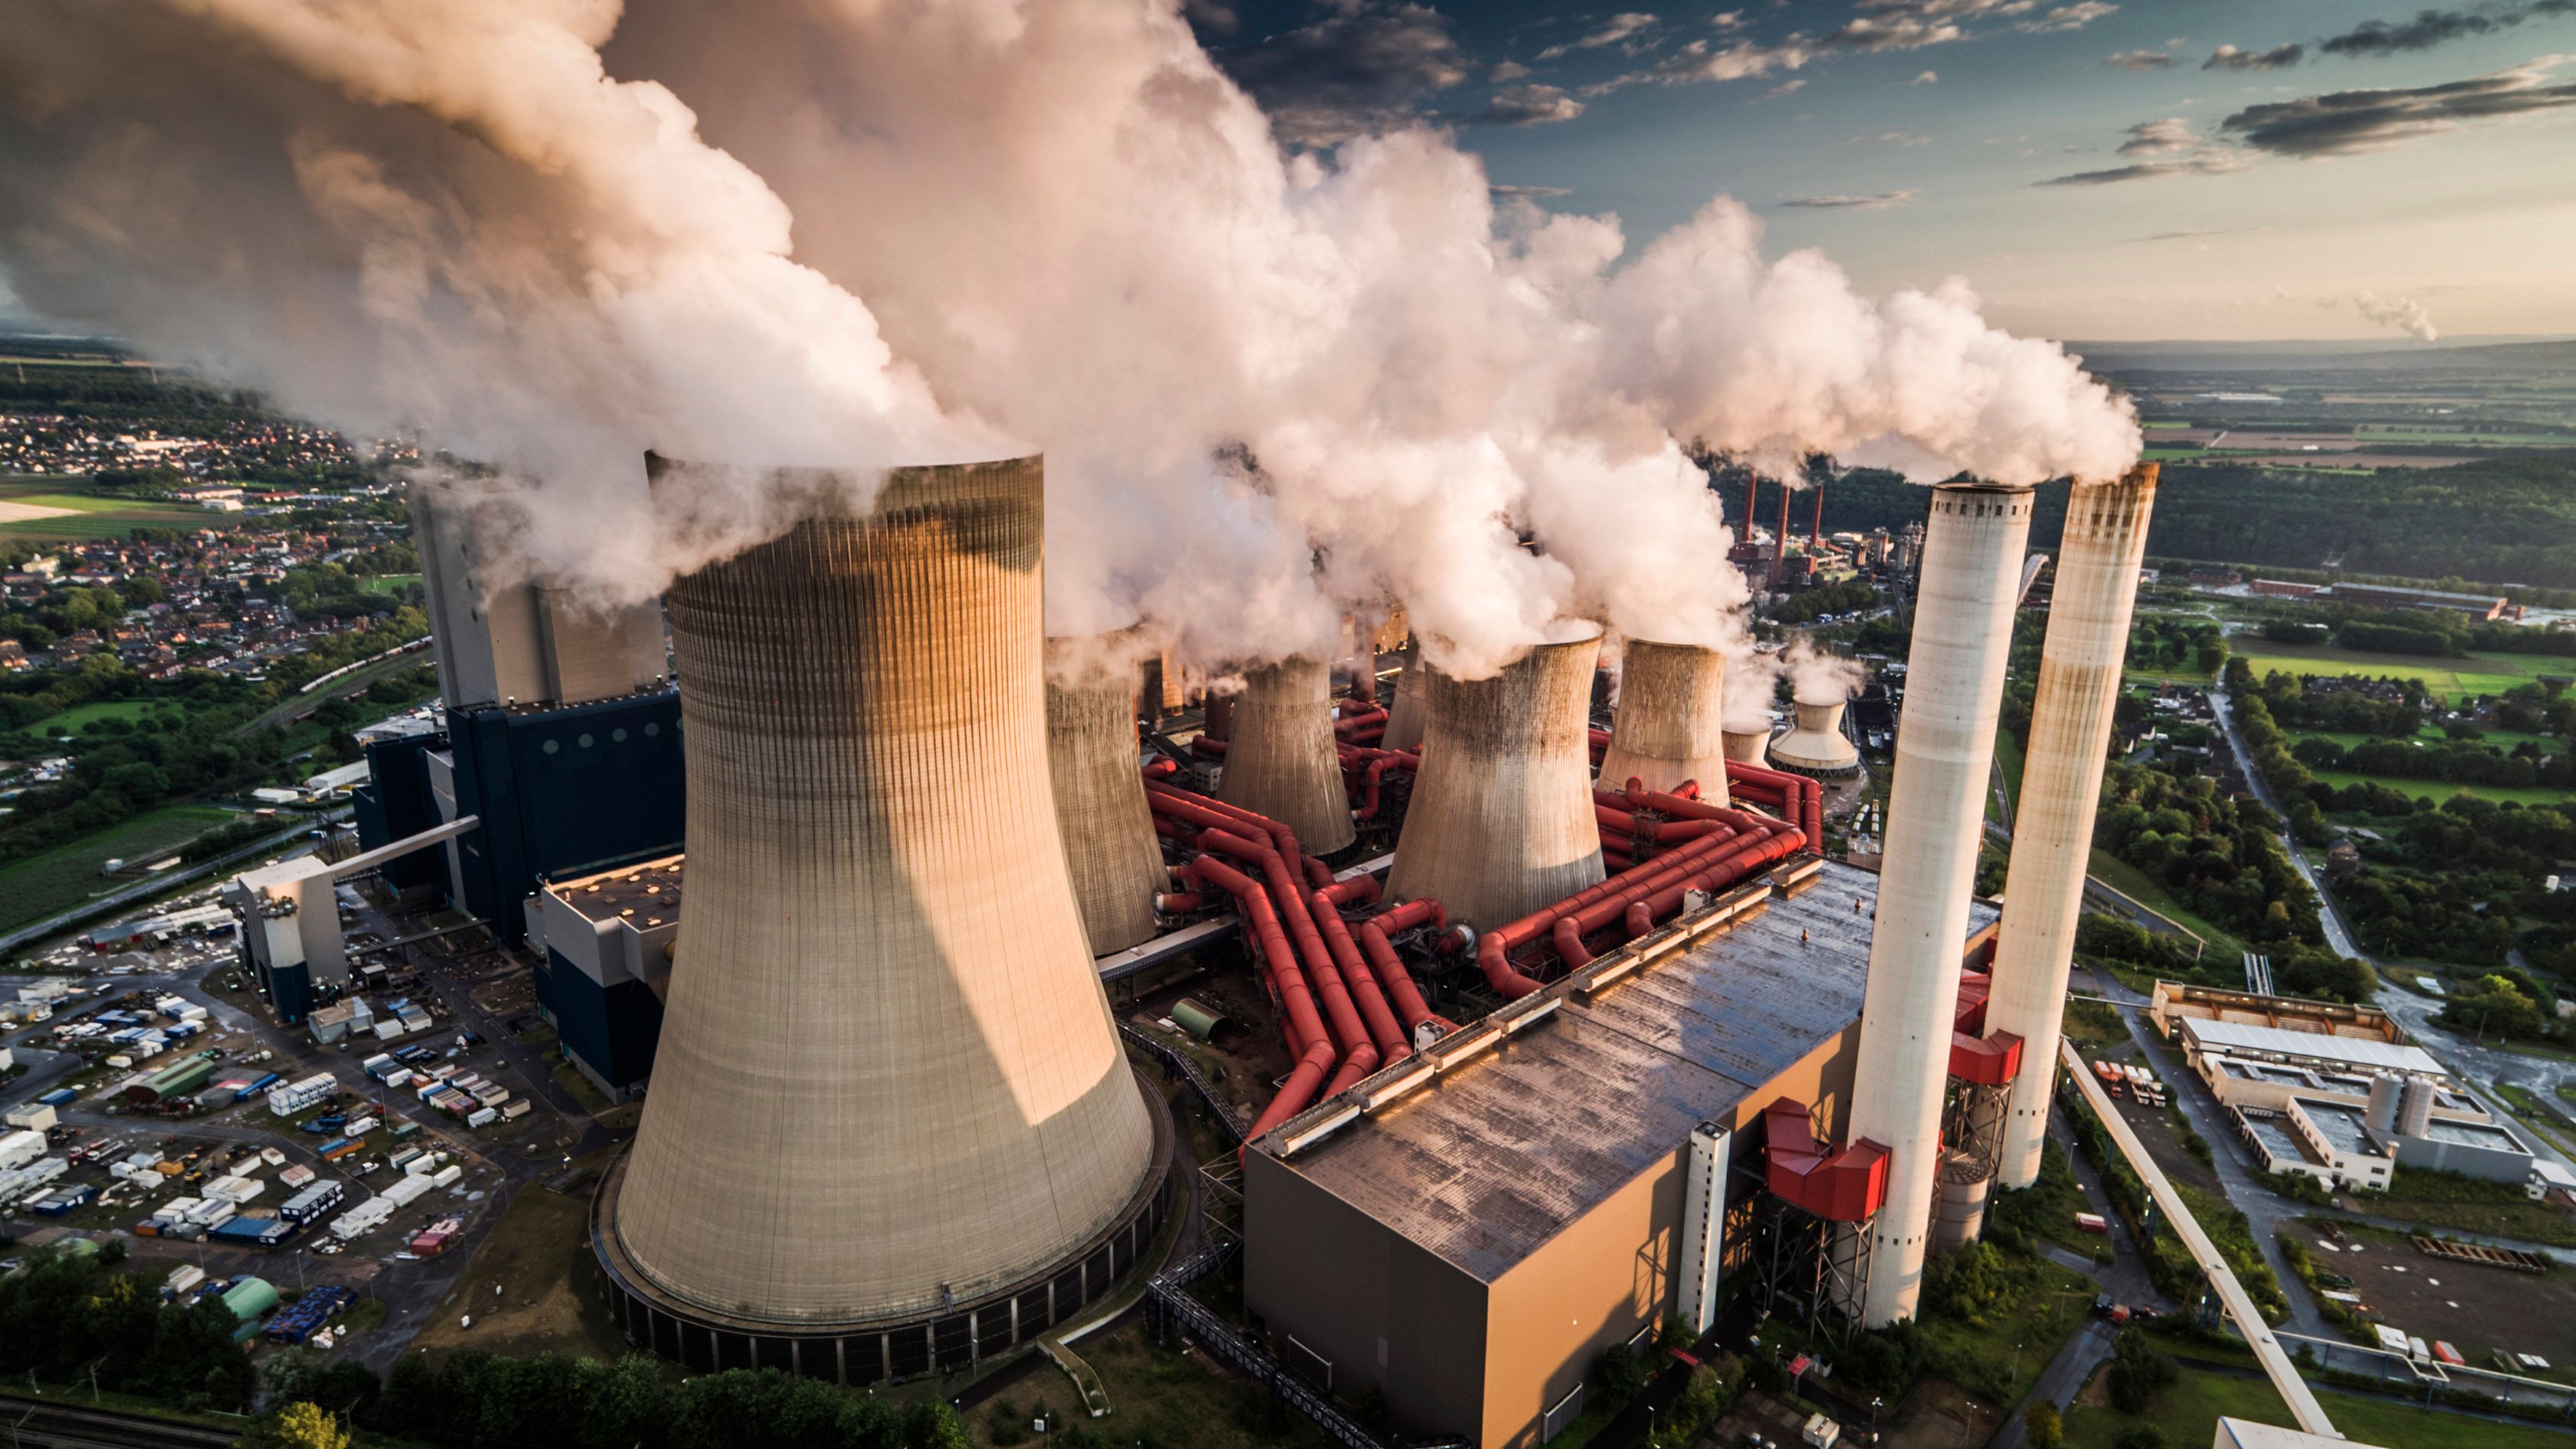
[2205,687,2576,1178]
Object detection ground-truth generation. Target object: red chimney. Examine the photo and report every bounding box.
[1811,477,1826,548]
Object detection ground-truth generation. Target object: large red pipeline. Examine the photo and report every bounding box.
[1476,799,1806,996]
[1338,743,1419,820]
[1354,898,1448,1036]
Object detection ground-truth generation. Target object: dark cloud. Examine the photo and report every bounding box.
[2040,118,2254,182]
[1776,189,1918,209]
[2204,41,2306,70]
[2103,49,2174,69]
[2222,58,2576,155]
[1448,83,1586,127]
[2320,2,2576,57]
[1211,0,1470,146]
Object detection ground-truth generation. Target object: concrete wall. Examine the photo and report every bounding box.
[1241,1149,1490,1444]
[1484,1157,1675,1449]
[2394,1134,2532,1183]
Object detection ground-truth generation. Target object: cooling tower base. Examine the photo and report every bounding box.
[588,1067,1175,1383]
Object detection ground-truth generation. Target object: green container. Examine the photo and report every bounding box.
[1170,998,1232,1042]
[221,1276,280,1323]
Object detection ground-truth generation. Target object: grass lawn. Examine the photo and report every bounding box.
[965,1318,1334,1449]
[31,697,162,735]
[362,573,420,596]
[0,803,236,931]
[1917,1253,2098,1408]
[1994,728,2025,822]
[2086,848,2244,958]
[0,484,220,538]
[2367,1166,2576,1249]
[2303,767,2573,809]
[2064,1361,2576,1449]
[2230,642,2574,706]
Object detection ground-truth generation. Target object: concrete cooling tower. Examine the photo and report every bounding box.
[1768,698,1861,778]
[1597,639,1731,804]
[1845,480,2034,1328]
[1388,632,1607,932]
[1984,465,2157,1191]
[1383,646,1430,752]
[596,454,1167,1381]
[1220,656,1357,853]
[1046,636,1166,956]
[1721,727,1773,764]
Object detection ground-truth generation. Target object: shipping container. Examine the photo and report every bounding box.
[465,1106,497,1129]
[2433,1341,2465,1367]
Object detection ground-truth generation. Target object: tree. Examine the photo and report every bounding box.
[235,1402,349,1449]
[2026,1402,2064,1449]
[2105,1329,2175,1414]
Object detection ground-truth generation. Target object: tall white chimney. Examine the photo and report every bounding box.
[1846,480,2034,1327]
[1597,639,1730,804]
[1986,465,2158,1188]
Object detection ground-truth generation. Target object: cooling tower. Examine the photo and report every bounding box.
[1721,727,1773,764]
[1046,635,1166,956]
[1220,656,1357,853]
[1596,639,1731,804]
[598,455,1163,1374]
[1768,698,1862,778]
[1384,647,1430,753]
[1388,631,1607,933]
[1845,480,2034,1327]
[1984,465,2157,1190]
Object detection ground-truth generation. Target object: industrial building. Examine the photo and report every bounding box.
[253,444,2201,1435]
[1244,860,2000,1448]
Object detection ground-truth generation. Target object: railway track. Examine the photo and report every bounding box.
[0,1395,239,1449]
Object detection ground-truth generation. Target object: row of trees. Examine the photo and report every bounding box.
[2095,761,2326,948]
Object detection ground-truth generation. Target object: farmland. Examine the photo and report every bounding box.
[2227,641,2571,705]
[0,803,237,932]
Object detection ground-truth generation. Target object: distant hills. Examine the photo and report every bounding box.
[2070,336,2576,375]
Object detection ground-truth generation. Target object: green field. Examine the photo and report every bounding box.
[2355,426,2576,446]
[362,572,420,596]
[2288,727,2559,752]
[31,698,160,736]
[0,480,216,538]
[2088,847,2240,957]
[2230,642,2573,703]
[2063,1360,2576,1449]
[0,804,234,932]
[2303,767,2572,809]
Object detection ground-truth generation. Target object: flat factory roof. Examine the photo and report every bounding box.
[2295,1100,2382,1158]
[2243,1113,2324,1167]
[546,856,685,927]
[2419,1118,2526,1153]
[2183,1018,2443,1078]
[1258,859,1996,1284]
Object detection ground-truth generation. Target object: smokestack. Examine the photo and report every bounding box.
[1383,646,1430,753]
[1771,479,1790,590]
[1721,727,1772,764]
[1596,639,1731,803]
[1768,697,1861,778]
[1388,631,1607,932]
[1811,476,1825,548]
[608,455,1158,1338]
[1220,656,1357,853]
[1845,480,2034,1327]
[1985,465,2156,1189]
[1744,471,1760,539]
[1046,635,1167,956]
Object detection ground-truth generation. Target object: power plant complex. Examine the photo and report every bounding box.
[310,451,2163,1446]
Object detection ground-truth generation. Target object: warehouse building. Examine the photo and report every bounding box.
[1241,859,1998,1449]
[529,855,682,1100]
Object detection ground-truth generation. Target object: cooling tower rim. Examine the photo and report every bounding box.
[642,450,1048,529]
[593,1066,1175,1341]
[1930,477,2040,496]
[644,448,1043,477]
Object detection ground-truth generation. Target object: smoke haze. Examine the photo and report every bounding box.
[0,0,2141,679]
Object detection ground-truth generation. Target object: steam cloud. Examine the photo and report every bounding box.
[0,0,2141,680]
[1781,636,1869,705]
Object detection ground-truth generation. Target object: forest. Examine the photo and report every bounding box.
[1813,452,2576,593]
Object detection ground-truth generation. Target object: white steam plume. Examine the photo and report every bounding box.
[0,0,2140,680]
[1781,636,1868,705]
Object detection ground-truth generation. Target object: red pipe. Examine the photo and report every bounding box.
[1723,759,1823,843]
[1143,756,1180,779]
[1333,707,1389,737]
[1190,735,1228,758]
[1146,778,1332,888]
[1475,807,1807,997]
[1311,890,1408,1060]
[1355,898,1448,1033]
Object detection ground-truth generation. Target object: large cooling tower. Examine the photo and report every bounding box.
[602,455,1160,1362]
[1721,725,1772,764]
[1383,646,1430,752]
[1768,698,1862,778]
[1597,640,1730,804]
[1220,656,1357,853]
[1846,480,2034,1327]
[1388,632,1607,932]
[1046,635,1166,956]
[1985,465,2157,1190]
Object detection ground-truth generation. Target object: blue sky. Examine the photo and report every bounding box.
[1195,0,2576,340]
